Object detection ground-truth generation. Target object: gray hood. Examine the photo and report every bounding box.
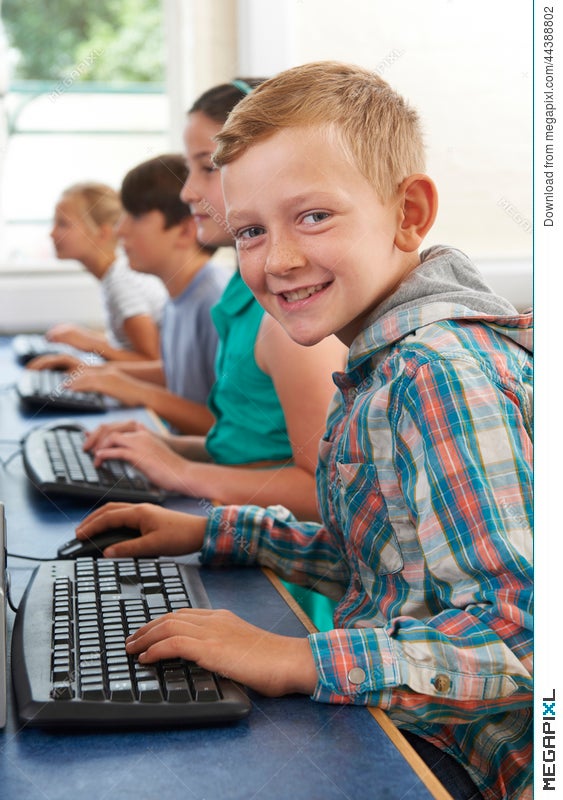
[349,245,532,367]
[373,245,519,322]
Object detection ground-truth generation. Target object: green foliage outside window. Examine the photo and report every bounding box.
[2,0,165,83]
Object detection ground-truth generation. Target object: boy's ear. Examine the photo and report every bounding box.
[393,174,438,253]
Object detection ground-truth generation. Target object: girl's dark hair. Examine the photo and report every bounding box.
[188,78,267,125]
[120,154,191,229]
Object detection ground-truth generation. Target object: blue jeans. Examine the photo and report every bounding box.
[402,731,484,800]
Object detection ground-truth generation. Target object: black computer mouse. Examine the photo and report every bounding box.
[57,527,142,559]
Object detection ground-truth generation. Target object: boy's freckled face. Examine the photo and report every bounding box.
[222,127,413,347]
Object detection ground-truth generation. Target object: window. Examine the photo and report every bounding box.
[0,0,168,268]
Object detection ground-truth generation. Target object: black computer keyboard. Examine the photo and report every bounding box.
[11,556,251,726]
[22,423,166,503]
[12,334,103,366]
[17,369,107,413]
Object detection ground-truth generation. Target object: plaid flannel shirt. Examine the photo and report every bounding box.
[202,287,533,800]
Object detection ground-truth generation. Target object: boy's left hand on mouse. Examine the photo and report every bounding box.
[126,608,318,698]
[76,501,207,558]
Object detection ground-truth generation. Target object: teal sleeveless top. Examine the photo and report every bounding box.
[205,271,292,465]
[207,271,335,630]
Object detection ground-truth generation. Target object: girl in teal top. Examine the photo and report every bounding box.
[206,270,291,465]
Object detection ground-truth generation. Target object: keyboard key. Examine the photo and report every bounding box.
[80,684,106,701]
[191,673,220,702]
[51,682,75,700]
[163,668,191,703]
[80,666,104,680]
[145,592,167,607]
[108,680,134,702]
[137,680,163,702]
[52,664,73,682]
[108,670,131,682]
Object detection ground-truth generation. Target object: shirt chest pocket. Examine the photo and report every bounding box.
[336,462,404,581]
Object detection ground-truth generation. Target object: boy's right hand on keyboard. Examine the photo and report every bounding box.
[75,501,207,558]
[126,607,319,699]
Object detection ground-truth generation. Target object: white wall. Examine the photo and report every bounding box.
[0,269,104,334]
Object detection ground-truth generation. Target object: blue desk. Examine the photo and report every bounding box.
[0,337,449,799]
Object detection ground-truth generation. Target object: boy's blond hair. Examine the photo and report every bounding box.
[213,61,426,202]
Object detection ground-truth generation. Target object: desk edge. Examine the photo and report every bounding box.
[262,567,453,800]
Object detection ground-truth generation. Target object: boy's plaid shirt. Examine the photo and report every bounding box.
[203,298,533,800]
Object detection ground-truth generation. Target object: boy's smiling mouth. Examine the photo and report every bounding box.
[280,282,330,303]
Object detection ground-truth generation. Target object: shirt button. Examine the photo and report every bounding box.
[433,674,451,693]
[348,667,366,685]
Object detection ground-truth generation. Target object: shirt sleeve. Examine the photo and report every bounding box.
[310,356,533,722]
[114,275,161,324]
[104,262,166,329]
[202,503,350,601]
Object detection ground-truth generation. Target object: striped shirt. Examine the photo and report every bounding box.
[201,255,533,800]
